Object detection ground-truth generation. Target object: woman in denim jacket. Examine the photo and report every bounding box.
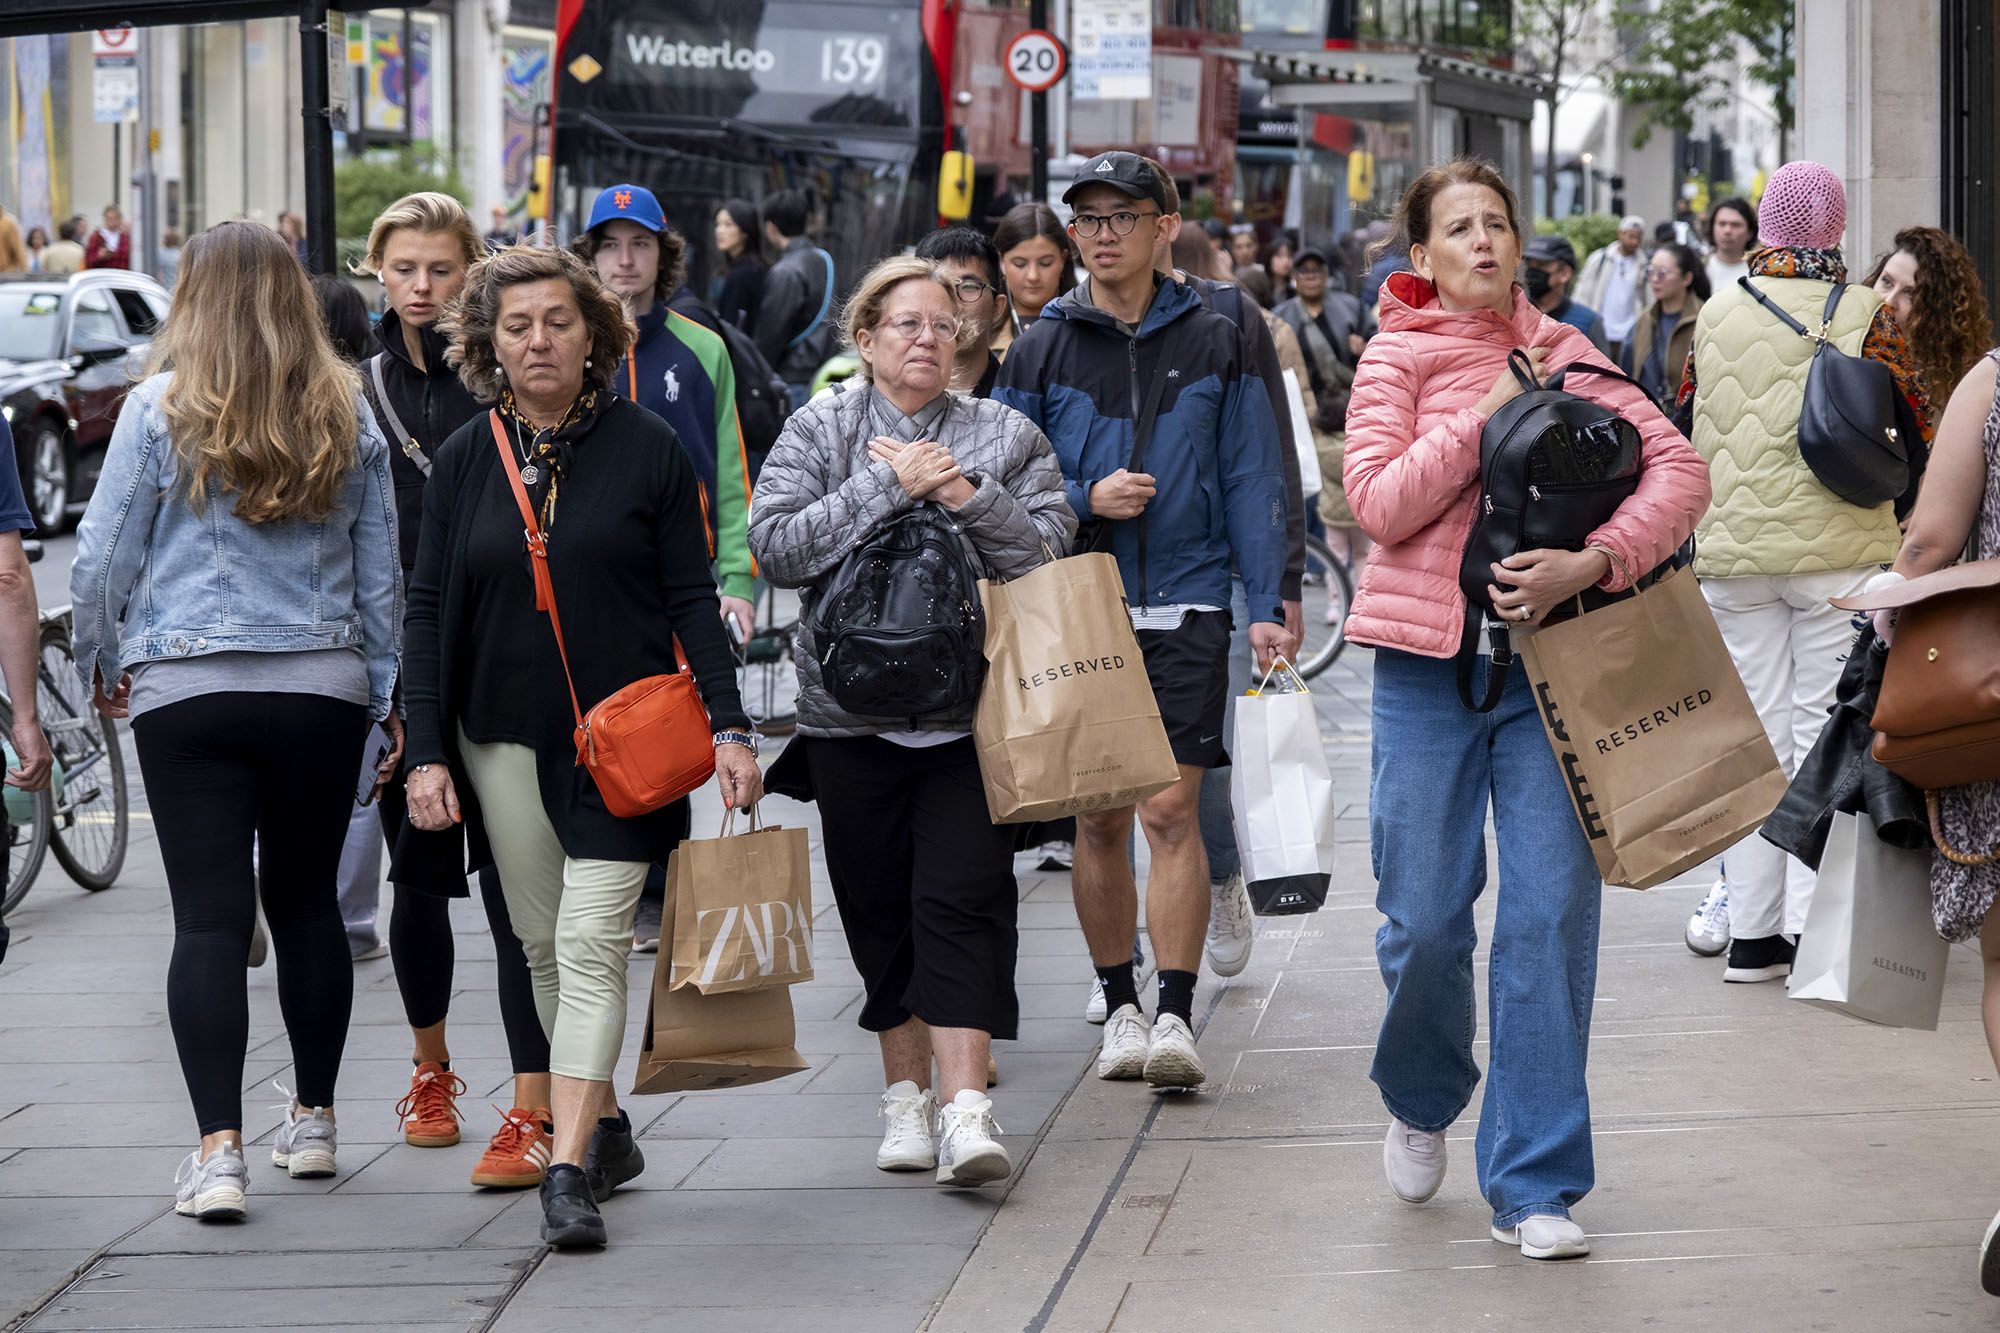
[71,222,403,1224]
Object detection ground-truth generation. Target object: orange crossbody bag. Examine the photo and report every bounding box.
[488,411,715,817]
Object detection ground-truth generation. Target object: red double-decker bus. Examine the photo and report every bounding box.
[543,0,959,298]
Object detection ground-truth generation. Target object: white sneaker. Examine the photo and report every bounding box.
[1684,879,1729,956]
[1097,1004,1150,1080]
[1382,1118,1446,1204]
[173,1145,247,1221]
[935,1090,1010,1187]
[1084,975,1109,1024]
[1492,1213,1590,1259]
[1981,1205,2000,1296]
[1143,1013,1206,1090]
[875,1080,938,1171]
[269,1084,337,1179]
[1204,873,1255,977]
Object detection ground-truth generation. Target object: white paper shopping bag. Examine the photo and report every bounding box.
[1228,660,1336,915]
[1791,810,1948,1030]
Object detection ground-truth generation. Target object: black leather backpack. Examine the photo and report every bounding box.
[809,505,987,720]
[1456,351,1658,711]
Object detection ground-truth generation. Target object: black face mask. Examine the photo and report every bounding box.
[1523,266,1553,303]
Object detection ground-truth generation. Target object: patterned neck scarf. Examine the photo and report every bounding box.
[498,384,608,530]
[1749,246,1847,285]
[864,383,952,446]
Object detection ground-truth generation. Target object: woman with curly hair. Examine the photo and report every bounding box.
[1866,225,1995,408]
[402,244,762,1247]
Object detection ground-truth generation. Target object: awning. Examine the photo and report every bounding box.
[1218,47,1547,123]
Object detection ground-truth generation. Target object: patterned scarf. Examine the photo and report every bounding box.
[1749,246,1847,285]
[497,384,609,530]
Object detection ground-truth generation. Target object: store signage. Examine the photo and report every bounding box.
[1071,0,1150,101]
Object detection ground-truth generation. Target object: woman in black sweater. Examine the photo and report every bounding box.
[404,245,761,1249]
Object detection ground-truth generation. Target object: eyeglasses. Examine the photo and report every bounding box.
[949,276,1004,302]
[1069,210,1159,239]
[879,313,963,343]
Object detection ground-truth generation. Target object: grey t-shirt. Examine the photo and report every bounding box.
[128,647,369,718]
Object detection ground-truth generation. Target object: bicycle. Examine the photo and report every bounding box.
[1294,532,1354,681]
[738,584,798,738]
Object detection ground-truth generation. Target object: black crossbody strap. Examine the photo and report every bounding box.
[1735,275,1815,340]
[1127,320,1183,474]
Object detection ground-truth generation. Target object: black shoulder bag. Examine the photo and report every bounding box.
[1456,350,1685,712]
[1734,276,1908,507]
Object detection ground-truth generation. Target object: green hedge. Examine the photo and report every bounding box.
[334,146,469,272]
[1531,213,1620,261]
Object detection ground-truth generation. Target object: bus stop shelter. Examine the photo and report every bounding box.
[0,0,370,274]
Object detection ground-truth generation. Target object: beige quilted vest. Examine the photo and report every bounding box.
[1690,276,1900,578]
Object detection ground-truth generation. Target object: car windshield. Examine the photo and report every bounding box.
[0,290,63,362]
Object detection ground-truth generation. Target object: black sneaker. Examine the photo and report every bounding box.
[539,1164,606,1248]
[1981,1207,2000,1296]
[1723,933,1795,983]
[583,1109,645,1203]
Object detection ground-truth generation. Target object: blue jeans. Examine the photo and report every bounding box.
[1367,648,1601,1228]
[1198,579,1256,884]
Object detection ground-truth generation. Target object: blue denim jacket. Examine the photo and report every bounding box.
[71,374,403,719]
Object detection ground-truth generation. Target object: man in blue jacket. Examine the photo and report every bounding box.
[994,152,1293,1091]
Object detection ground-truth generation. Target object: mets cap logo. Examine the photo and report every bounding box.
[614,189,633,210]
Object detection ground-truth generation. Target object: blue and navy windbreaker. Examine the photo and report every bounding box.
[993,277,1287,625]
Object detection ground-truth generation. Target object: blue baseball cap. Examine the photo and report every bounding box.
[585,184,667,235]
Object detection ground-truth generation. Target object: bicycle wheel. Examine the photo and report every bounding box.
[738,586,799,738]
[1294,533,1353,682]
[0,697,53,916]
[39,620,129,891]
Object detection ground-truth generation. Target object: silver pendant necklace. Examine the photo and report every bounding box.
[509,418,540,487]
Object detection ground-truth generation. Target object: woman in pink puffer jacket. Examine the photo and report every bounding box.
[1342,160,1710,1262]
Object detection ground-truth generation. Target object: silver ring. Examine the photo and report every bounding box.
[1519,605,1533,620]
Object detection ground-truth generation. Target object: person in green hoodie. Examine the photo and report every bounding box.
[576,183,756,952]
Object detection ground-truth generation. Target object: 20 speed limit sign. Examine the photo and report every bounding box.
[1005,30,1067,93]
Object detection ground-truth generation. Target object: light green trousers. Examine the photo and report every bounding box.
[458,730,649,1082]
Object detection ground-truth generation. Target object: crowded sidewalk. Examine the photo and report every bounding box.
[3,647,1994,1331]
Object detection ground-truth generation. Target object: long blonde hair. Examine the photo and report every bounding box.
[151,222,360,524]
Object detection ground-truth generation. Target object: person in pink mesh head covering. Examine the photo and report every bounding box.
[1757,161,1847,251]
[1670,161,1937,984]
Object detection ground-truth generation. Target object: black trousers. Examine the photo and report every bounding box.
[134,692,366,1135]
[376,783,549,1074]
[805,735,1019,1039]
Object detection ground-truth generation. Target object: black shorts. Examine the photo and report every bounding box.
[1136,609,1233,770]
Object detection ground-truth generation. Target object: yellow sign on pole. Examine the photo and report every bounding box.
[1348,149,1375,205]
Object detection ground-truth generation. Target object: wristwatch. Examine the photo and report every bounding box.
[713,729,760,756]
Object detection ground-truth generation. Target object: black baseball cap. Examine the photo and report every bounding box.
[1523,234,1577,267]
[1062,152,1173,213]
[1292,246,1330,267]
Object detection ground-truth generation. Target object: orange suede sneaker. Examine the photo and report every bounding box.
[471,1106,552,1189]
[395,1062,466,1147]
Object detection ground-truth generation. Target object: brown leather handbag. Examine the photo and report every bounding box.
[489,412,715,818]
[1833,560,2000,792]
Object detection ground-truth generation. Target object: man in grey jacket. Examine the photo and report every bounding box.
[752,188,835,409]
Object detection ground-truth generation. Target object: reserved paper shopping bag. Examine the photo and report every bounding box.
[667,809,814,995]
[1515,568,1787,889]
[973,552,1181,822]
[1791,810,1949,1030]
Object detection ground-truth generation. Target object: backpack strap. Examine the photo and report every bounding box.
[786,249,837,351]
[1454,606,1511,713]
[1545,360,1654,397]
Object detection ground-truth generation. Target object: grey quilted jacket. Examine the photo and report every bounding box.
[749,384,1077,738]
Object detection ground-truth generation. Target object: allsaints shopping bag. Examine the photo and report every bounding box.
[974,552,1182,823]
[634,880,810,1094]
[1791,810,1948,1030]
[1230,659,1336,914]
[667,808,814,995]
[1514,567,1787,889]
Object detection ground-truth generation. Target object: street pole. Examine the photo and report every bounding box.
[298,0,335,275]
[1030,0,1049,204]
[136,34,157,280]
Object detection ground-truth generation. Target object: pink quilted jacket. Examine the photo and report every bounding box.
[1341,272,1712,659]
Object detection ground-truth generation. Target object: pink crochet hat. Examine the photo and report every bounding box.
[1758,161,1846,250]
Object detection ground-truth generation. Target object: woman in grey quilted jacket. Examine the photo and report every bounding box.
[749,256,1074,1189]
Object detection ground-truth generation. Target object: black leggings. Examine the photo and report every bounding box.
[134,691,366,1135]
[377,774,550,1074]
[387,871,549,1074]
